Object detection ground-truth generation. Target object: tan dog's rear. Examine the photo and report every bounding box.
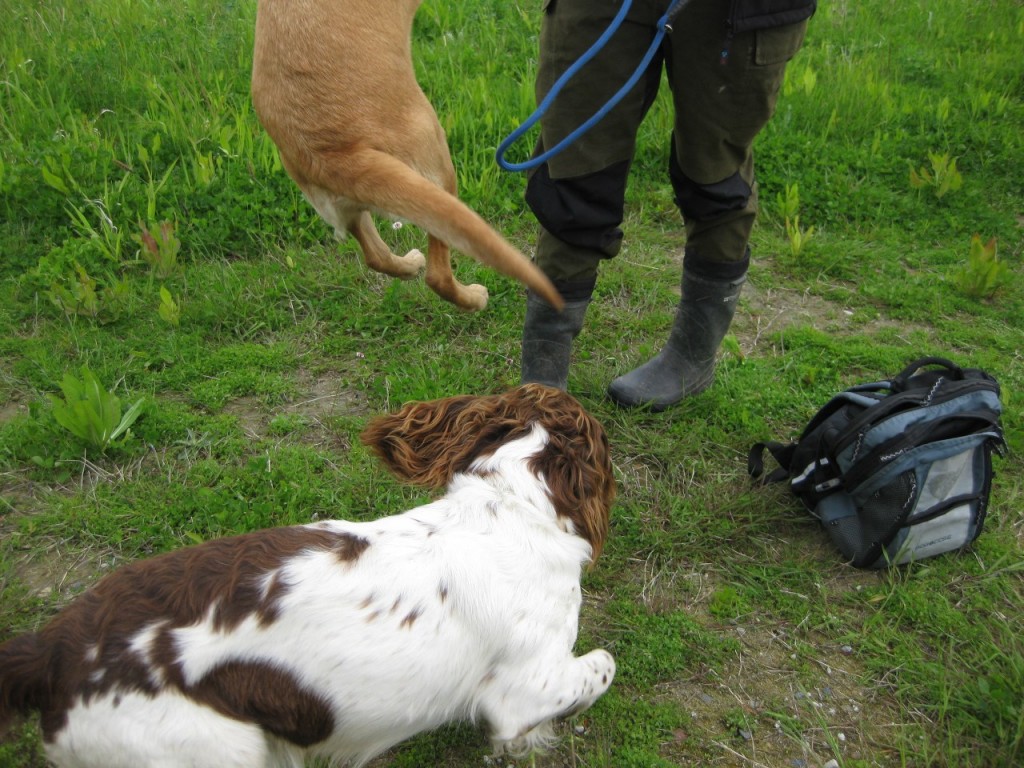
[251,0,562,311]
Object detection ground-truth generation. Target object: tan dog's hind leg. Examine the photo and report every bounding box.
[422,153,488,310]
[350,211,426,279]
[299,183,426,280]
[314,147,558,311]
[424,234,488,311]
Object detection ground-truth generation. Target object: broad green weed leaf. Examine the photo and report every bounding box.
[42,166,69,194]
[48,366,146,450]
[110,398,146,441]
[48,394,87,441]
[58,370,86,404]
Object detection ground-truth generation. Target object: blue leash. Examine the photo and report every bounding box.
[496,0,693,173]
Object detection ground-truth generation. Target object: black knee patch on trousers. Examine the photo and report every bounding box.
[525,159,631,257]
[550,276,598,303]
[684,247,750,281]
[669,143,752,222]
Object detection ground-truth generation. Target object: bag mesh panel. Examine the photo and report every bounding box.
[827,517,865,560]
[828,471,918,562]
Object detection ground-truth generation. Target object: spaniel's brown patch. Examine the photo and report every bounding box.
[188,660,335,747]
[2,527,366,739]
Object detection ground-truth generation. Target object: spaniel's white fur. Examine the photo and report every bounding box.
[0,384,616,767]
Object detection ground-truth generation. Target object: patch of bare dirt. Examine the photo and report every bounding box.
[0,396,26,425]
[6,539,121,605]
[220,369,372,448]
[1,469,128,616]
[282,370,373,419]
[626,565,905,768]
[659,622,901,767]
[736,280,935,355]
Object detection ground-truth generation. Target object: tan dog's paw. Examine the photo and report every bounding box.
[461,283,488,311]
[397,248,427,277]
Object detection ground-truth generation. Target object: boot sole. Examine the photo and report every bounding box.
[606,376,713,412]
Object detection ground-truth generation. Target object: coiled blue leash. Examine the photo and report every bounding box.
[495,0,693,173]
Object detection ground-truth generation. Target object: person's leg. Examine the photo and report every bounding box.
[608,0,809,408]
[521,0,665,388]
[521,272,595,390]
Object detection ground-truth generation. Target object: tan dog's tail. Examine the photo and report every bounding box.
[318,148,564,311]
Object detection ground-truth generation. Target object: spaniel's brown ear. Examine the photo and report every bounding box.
[517,385,616,563]
[360,393,517,488]
[361,396,469,487]
[362,386,615,562]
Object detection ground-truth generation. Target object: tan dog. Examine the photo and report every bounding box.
[251,0,562,312]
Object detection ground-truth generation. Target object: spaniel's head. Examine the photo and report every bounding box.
[360,384,615,562]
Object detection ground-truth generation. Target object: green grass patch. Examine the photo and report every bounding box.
[2,0,1022,766]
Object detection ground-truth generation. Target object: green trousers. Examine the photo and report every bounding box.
[525,0,809,285]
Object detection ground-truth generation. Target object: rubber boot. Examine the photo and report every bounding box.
[520,291,591,390]
[607,259,746,411]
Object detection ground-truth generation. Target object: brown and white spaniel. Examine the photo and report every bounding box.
[0,384,616,767]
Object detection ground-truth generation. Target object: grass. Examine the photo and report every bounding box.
[1,0,1022,766]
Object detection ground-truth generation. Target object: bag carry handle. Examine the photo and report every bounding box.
[892,356,964,389]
